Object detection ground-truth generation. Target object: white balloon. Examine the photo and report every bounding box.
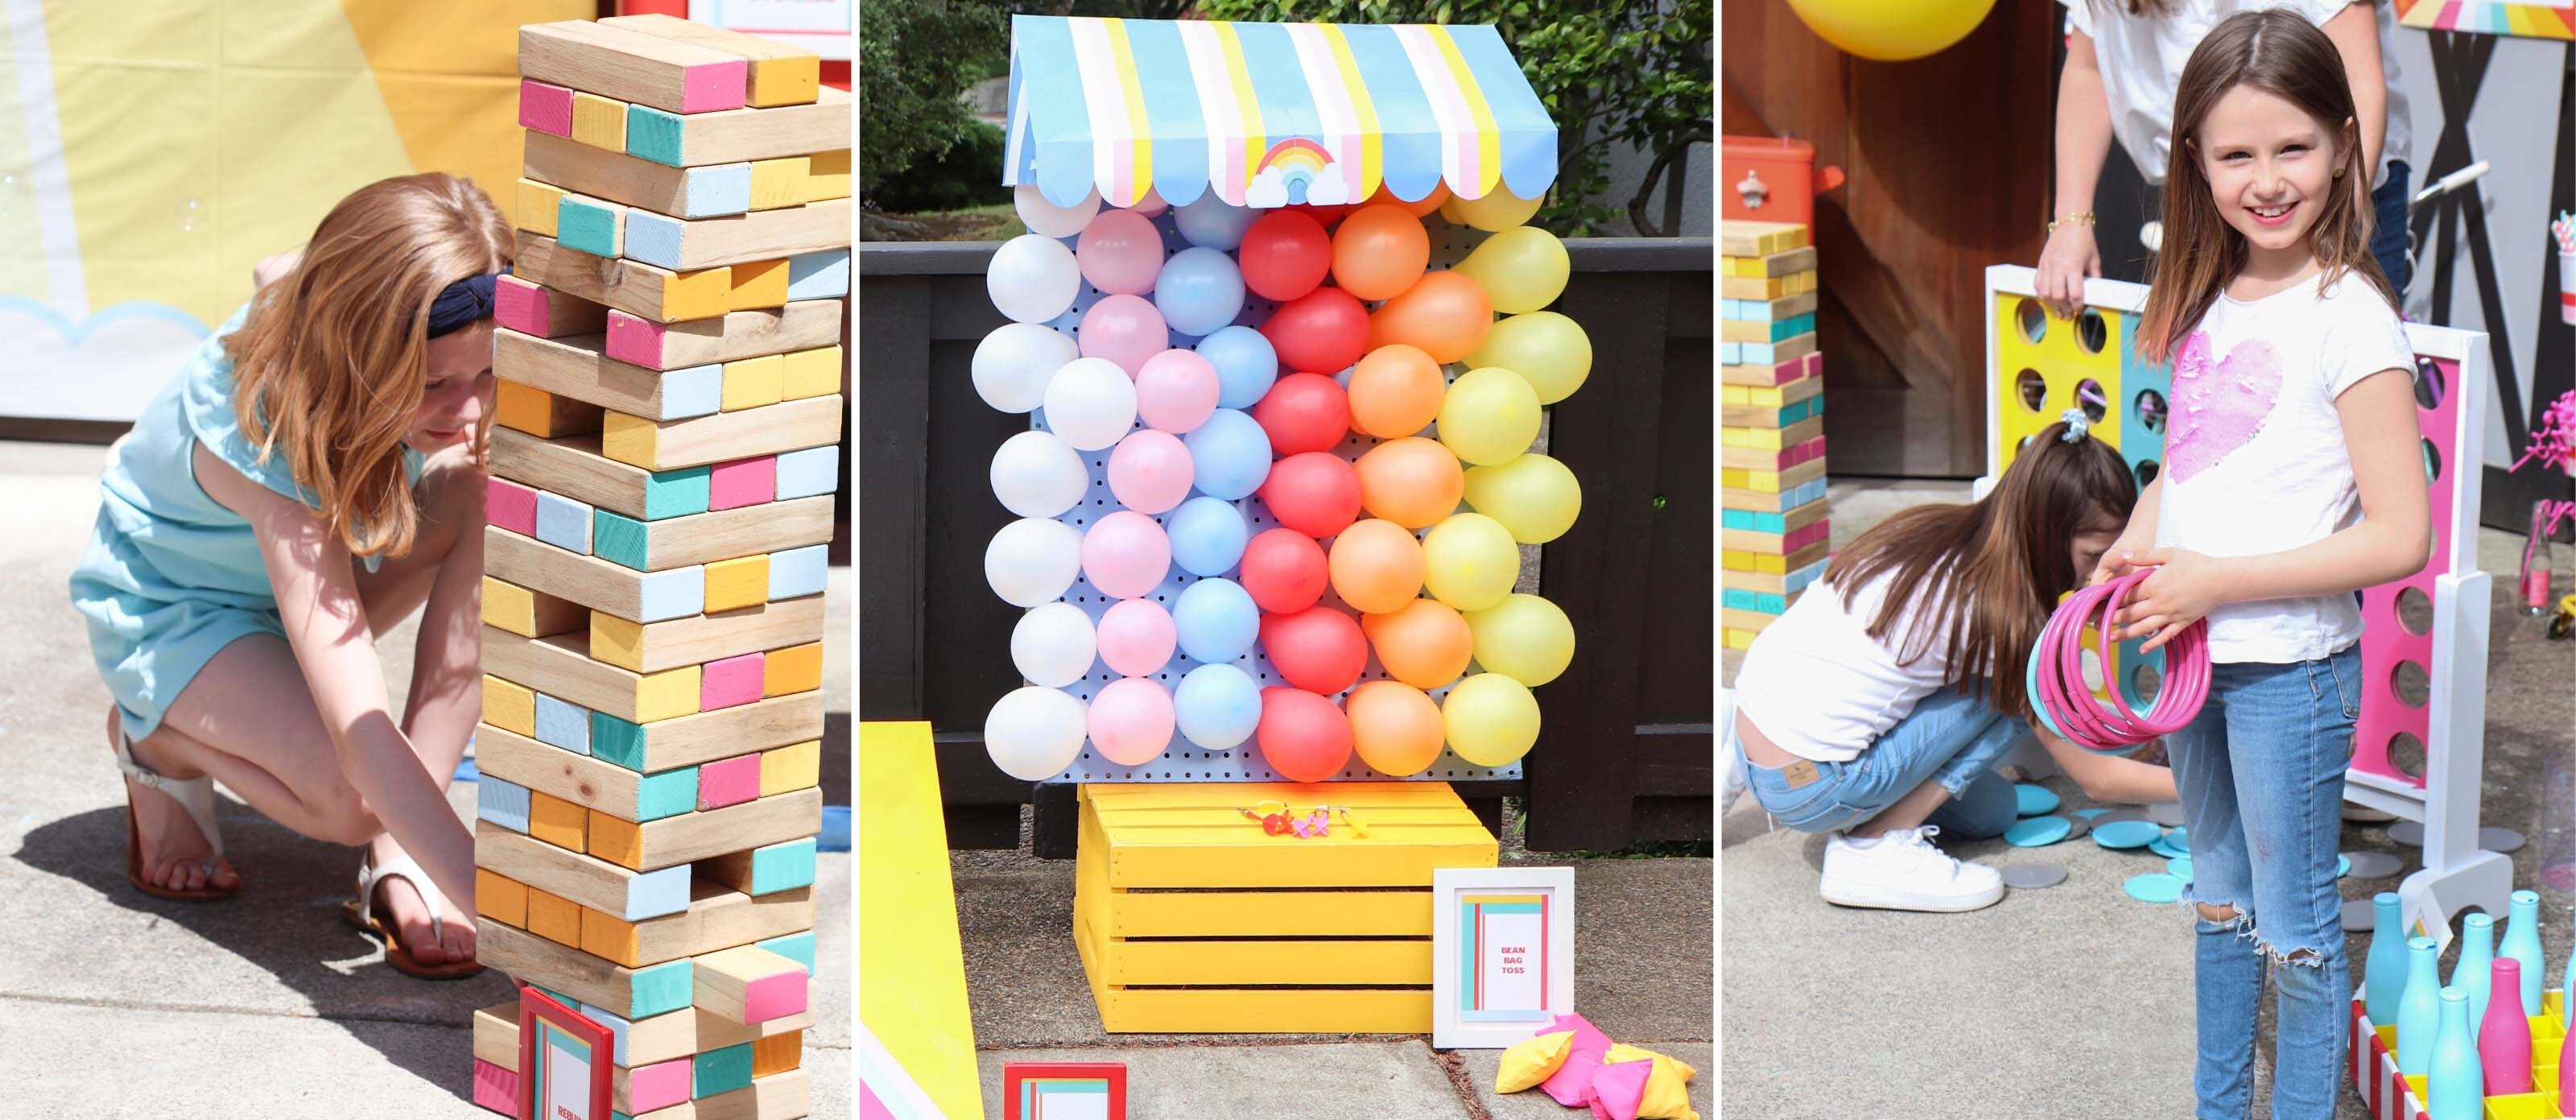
[989,430,1091,518]
[984,517,1084,607]
[1041,357,1140,452]
[1015,184,1100,239]
[1010,602,1099,688]
[972,322,1079,414]
[985,685,1088,780]
[987,234,1081,324]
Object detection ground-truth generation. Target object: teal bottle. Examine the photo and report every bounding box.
[2497,890,2543,1020]
[2397,936,2443,1076]
[2425,986,2483,1120]
[2454,911,2496,1026]
[2366,892,2408,1023]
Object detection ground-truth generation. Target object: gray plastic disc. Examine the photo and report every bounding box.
[2002,862,2070,889]
[2480,827,2525,853]
[2146,802,2187,826]
[2388,820,2425,846]
[2061,813,2095,841]
[2341,897,2377,932]
[2343,850,2404,878]
[2094,808,2153,829]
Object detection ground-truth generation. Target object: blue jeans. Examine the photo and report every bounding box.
[2167,646,2363,1120]
[1734,688,2027,836]
[2371,161,2413,300]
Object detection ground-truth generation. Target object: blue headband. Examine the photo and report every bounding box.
[425,267,509,337]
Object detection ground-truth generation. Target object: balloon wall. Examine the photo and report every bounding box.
[980,183,1591,785]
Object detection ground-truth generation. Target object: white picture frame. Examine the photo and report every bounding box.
[1430,866,1576,1049]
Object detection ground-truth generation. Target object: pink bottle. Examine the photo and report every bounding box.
[2477,957,2532,1095]
[2561,1015,2575,1109]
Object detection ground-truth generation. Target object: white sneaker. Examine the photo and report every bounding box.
[1818,826,2005,912]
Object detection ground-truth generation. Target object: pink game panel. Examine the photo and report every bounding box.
[2349,357,2462,793]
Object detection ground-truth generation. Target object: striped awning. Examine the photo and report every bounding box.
[1004,15,1557,210]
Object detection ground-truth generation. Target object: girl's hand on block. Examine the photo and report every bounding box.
[2112,547,2224,651]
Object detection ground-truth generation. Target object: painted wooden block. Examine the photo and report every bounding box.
[754,931,815,976]
[524,130,750,221]
[526,883,584,945]
[1721,349,1823,387]
[476,867,529,928]
[519,21,746,114]
[803,150,849,202]
[778,346,840,401]
[515,178,565,238]
[572,90,630,151]
[529,790,591,853]
[621,1056,696,1115]
[478,820,691,920]
[534,692,592,755]
[621,200,850,271]
[575,1005,815,1071]
[1723,332,1818,366]
[483,674,538,736]
[1718,220,1806,257]
[588,692,825,774]
[1723,627,1758,651]
[1731,555,1830,598]
[773,445,836,500]
[696,837,815,896]
[1719,272,1814,300]
[700,652,766,713]
[693,946,807,1027]
[1719,289,1819,323]
[1722,473,1829,515]
[519,79,575,137]
[1721,245,1818,278]
[696,753,762,810]
[1723,518,1831,554]
[600,395,842,472]
[761,642,821,698]
[766,544,827,601]
[1720,433,1827,471]
[696,1040,757,1097]
[1719,371,1824,408]
[486,525,704,623]
[590,495,832,572]
[708,455,776,510]
[497,274,609,341]
[471,1057,517,1116]
[588,597,827,675]
[690,1068,811,1120]
[745,157,808,212]
[473,1001,521,1071]
[1721,312,1816,342]
[1723,586,1808,615]
[496,328,722,421]
[1722,539,1831,575]
[487,477,539,536]
[784,250,848,300]
[515,231,731,324]
[580,881,815,970]
[1720,456,1827,494]
[758,740,820,797]
[481,625,702,724]
[601,13,820,108]
[586,787,824,873]
[720,354,785,411]
[749,1030,801,1077]
[703,555,770,614]
[555,192,628,258]
[729,257,791,311]
[478,775,532,833]
[602,301,840,371]
[624,86,849,168]
[1722,496,1830,536]
[496,379,605,440]
[535,490,595,556]
[478,918,694,1019]
[481,723,700,824]
[1720,395,1824,429]
[491,428,711,523]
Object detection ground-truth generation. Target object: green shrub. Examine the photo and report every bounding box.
[873,120,1013,213]
[859,0,1009,200]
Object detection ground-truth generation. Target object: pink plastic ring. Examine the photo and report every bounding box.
[2029,568,2211,752]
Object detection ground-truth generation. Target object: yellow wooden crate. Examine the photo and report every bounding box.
[1071,781,1497,1034]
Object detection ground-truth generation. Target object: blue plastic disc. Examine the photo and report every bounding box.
[2014,783,2061,817]
[2335,853,2351,878]
[2095,820,2162,849]
[2005,816,2072,847]
[2148,835,2186,859]
[2165,827,2189,852]
[2072,808,2110,820]
[2124,873,2185,903]
[2166,854,2193,880]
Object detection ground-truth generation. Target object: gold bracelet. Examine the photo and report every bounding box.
[2047,211,2095,234]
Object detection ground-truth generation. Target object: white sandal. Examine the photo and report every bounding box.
[112,718,234,902]
[341,850,483,979]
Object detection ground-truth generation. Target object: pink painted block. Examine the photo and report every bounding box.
[627,1056,693,1114]
[1803,350,1825,378]
[678,60,749,114]
[700,652,765,711]
[494,275,551,337]
[470,1058,517,1114]
[488,477,539,537]
[605,310,666,368]
[696,753,762,810]
[708,456,778,510]
[518,80,573,137]
[739,965,809,1023]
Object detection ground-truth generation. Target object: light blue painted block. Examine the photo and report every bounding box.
[627,864,693,920]
[757,932,816,975]
[680,163,753,218]
[745,837,818,894]
[774,445,840,500]
[786,250,848,300]
[557,196,625,258]
[767,544,827,601]
[535,490,593,554]
[630,960,692,1019]
[1720,298,1742,319]
[534,693,592,755]
[1781,556,1830,595]
[1721,341,1742,365]
[477,776,530,833]
[578,1004,634,1065]
[1781,477,1829,509]
[638,567,706,622]
[623,210,687,270]
[625,105,686,167]
[662,364,725,418]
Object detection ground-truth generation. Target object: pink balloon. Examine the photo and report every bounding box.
[1106,429,1193,513]
[1134,349,1220,433]
[1088,676,1175,765]
[1081,510,1170,599]
[1076,209,1166,295]
[1095,598,1178,676]
[1125,188,1170,219]
[1078,294,1168,376]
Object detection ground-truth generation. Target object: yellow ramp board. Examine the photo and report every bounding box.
[857,721,982,1120]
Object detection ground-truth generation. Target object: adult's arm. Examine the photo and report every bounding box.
[2039,28,2115,320]
[2320,2,2388,193]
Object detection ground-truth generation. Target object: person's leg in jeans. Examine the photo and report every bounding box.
[2169,665,2259,1120]
[1740,687,2021,836]
[1926,768,2021,841]
[2370,161,2413,300]
[2235,648,2363,1120]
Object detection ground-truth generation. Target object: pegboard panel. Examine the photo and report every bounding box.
[2350,354,2475,791]
[1993,291,2132,463]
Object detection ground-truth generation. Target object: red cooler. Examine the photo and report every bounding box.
[1722,134,1844,227]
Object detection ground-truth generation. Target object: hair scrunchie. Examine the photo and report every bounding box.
[2058,407,2091,443]
[426,267,511,338]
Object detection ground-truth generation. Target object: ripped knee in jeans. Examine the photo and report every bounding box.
[2188,900,2327,966]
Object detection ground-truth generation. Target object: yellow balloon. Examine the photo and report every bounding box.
[1442,672,1541,766]
[1463,593,1575,686]
[1465,312,1591,404]
[1420,512,1520,611]
[1437,366,1542,466]
[1783,0,1996,62]
[1462,453,1583,543]
[1450,188,1544,233]
[1454,227,1570,315]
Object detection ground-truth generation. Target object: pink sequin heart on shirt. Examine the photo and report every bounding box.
[2166,329,2283,484]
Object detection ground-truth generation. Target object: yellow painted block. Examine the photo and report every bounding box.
[601,410,657,469]
[483,675,537,737]
[751,1030,803,1077]
[482,576,537,636]
[1722,548,1787,574]
[1720,385,1748,405]
[779,346,841,400]
[759,740,821,797]
[526,886,584,946]
[1725,627,1757,650]
[529,791,589,853]
[663,267,735,321]
[749,56,821,108]
[636,664,704,724]
[721,354,786,411]
[1724,426,1789,450]
[517,178,564,237]
[589,612,647,672]
[572,91,627,151]
[749,157,809,211]
[588,810,643,870]
[804,150,850,202]
[477,869,529,928]
[763,642,823,696]
[729,258,791,311]
[581,907,642,966]
[704,556,770,613]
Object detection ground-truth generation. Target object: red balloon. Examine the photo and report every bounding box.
[1249,373,1352,457]
[1239,211,1331,302]
[1239,527,1328,614]
[1260,605,1368,695]
[1260,287,1370,375]
[1257,451,1363,538]
[1257,687,1355,783]
[1292,202,1354,228]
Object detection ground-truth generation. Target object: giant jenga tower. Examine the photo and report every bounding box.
[466,15,848,1119]
[1720,219,1826,652]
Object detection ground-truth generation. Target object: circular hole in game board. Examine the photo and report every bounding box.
[2074,378,2108,424]
[2076,308,2109,355]
[2388,731,2425,779]
[2015,297,2046,344]
[2412,357,2446,411]
[2016,369,2049,414]
[2420,437,2442,485]
[2391,659,2430,709]
[2130,661,2163,703]
[2396,586,2434,635]
[2135,388,2168,433]
[2135,460,2161,490]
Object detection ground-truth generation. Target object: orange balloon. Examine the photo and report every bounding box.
[1347,344,1447,438]
[1331,205,1432,302]
[1353,436,1467,529]
[1360,599,1474,691]
[1369,271,1492,364]
[1345,680,1447,776]
[1327,519,1427,614]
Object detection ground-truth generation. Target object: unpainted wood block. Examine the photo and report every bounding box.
[572,89,630,151]
[706,455,775,511]
[766,544,826,601]
[486,525,705,624]
[589,495,832,572]
[479,722,700,824]
[778,345,839,401]
[491,427,711,523]
[523,130,750,221]
[700,652,766,713]
[481,624,703,724]
[695,837,815,897]
[527,884,584,945]
[586,692,824,775]
[689,1068,810,1120]
[761,642,821,698]
[580,881,815,972]
[599,394,842,472]
[746,157,807,211]
[728,257,790,312]
[621,200,850,271]
[483,674,538,736]
[515,231,732,324]
[624,86,848,168]
[477,918,694,1019]
[580,1004,815,1072]
[515,178,565,238]
[757,740,819,797]
[784,249,846,300]
[487,477,539,537]
[585,787,824,873]
[496,378,605,439]
[495,273,609,340]
[694,753,762,811]
[476,867,529,928]
[803,150,848,202]
[529,789,591,853]
[518,79,574,137]
[586,597,825,676]
[601,301,840,371]
[601,14,819,109]
[719,353,784,411]
[473,1001,521,1070]
[519,20,746,114]
[691,945,807,1026]
[497,327,723,421]
[477,820,691,920]
[555,191,628,258]
[704,555,770,614]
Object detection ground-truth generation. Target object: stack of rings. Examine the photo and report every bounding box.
[2029,568,2212,752]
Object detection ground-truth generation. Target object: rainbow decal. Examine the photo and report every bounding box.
[1246,138,1348,208]
[2392,0,2575,39]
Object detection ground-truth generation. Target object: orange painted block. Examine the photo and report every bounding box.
[477,868,529,928]
[589,810,644,870]
[496,380,605,439]
[526,886,584,947]
[730,258,791,312]
[762,641,822,697]
[530,790,590,853]
[751,1030,801,1077]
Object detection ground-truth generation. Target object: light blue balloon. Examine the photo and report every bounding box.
[1174,196,1258,251]
[1154,247,1245,337]
[1173,662,1261,750]
[1197,326,1279,410]
[1183,408,1271,500]
[1167,496,1249,577]
[1172,578,1259,663]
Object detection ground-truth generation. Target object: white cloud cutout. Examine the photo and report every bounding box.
[0,300,209,422]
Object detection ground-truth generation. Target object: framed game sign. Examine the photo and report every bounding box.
[1001,1061,1126,1120]
[1431,867,1577,1048]
[517,986,613,1120]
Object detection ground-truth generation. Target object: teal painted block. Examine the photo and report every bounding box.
[1766,312,1814,341]
[557,196,625,258]
[1724,588,1790,613]
[642,466,711,520]
[538,986,576,1007]
[636,766,701,821]
[595,509,651,569]
[630,960,692,1019]
[1723,587,1756,610]
[627,105,685,166]
[757,931,816,974]
[693,1042,753,1098]
[748,837,817,894]
[592,712,647,771]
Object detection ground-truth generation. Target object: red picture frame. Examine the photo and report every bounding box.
[1001,1061,1128,1120]
[517,986,613,1120]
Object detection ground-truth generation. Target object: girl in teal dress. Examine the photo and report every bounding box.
[69,173,504,977]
